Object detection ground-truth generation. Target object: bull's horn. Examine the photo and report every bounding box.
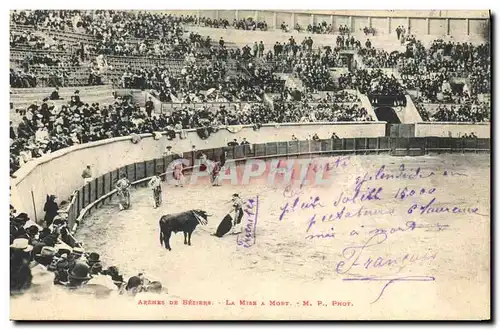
[206,213,213,217]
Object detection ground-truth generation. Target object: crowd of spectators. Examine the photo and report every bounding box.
[429,102,490,122]
[359,48,400,68]
[10,9,493,304]
[119,59,283,103]
[335,35,362,49]
[266,46,347,91]
[273,101,373,123]
[412,95,489,123]
[11,10,78,31]
[339,69,405,96]
[10,32,49,49]
[297,21,334,34]
[197,17,268,31]
[338,25,351,35]
[397,39,490,98]
[10,10,490,125]
[10,69,38,88]
[304,91,360,103]
[18,53,80,69]
[10,205,165,297]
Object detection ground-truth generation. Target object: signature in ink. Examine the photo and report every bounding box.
[336,233,438,276]
[343,275,436,304]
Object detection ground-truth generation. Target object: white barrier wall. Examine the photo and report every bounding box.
[11,122,386,222]
[415,122,490,138]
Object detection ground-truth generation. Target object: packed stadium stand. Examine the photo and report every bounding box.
[9,10,490,299]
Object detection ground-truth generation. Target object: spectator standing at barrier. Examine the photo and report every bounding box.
[49,87,61,100]
[145,97,154,118]
[227,139,238,146]
[220,149,228,167]
[148,172,162,209]
[43,195,59,228]
[81,165,93,185]
[164,145,173,157]
[10,121,16,139]
[258,41,264,58]
[252,42,258,57]
[396,26,402,40]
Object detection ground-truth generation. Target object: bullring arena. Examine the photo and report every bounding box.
[9,9,490,320]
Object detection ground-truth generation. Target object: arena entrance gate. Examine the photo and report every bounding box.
[338,50,355,71]
[386,124,416,138]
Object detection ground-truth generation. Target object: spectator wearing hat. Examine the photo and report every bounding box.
[102,266,125,289]
[227,139,238,147]
[135,281,165,301]
[87,252,101,267]
[72,247,86,261]
[11,238,34,254]
[164,145,174,157]
[219,149,228,167]
[39,228,51,242]
[26,225,40,245]
[52,254,70,285]
[81,165,93,185]
[34,246,57,267]
[10,242,33,294]
[10,121,16,139]
[49,87,61,100]
[125,276,143,296]
[145,97,154,117]
[258,41,265,58]
[11,213,29,240]
[42,234,57,247]
[147,281,163,294]
[43,195,59,227]
[90,262,103,275]
[71,90,81,107]
[67,262,92,289]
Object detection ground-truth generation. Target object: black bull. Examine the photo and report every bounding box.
[159,210,210,251]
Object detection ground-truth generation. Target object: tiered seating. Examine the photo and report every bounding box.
[10,85,115,110]
[10,49,75,65]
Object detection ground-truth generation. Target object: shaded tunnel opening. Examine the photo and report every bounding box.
[375,107,401,124]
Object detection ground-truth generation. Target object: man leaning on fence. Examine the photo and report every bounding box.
[81,165,93,185]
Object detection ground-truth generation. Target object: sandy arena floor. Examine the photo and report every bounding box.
[11,154,491,320]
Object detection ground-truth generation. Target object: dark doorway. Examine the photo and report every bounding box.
[375,106,401,124]
[340,53,354,72]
